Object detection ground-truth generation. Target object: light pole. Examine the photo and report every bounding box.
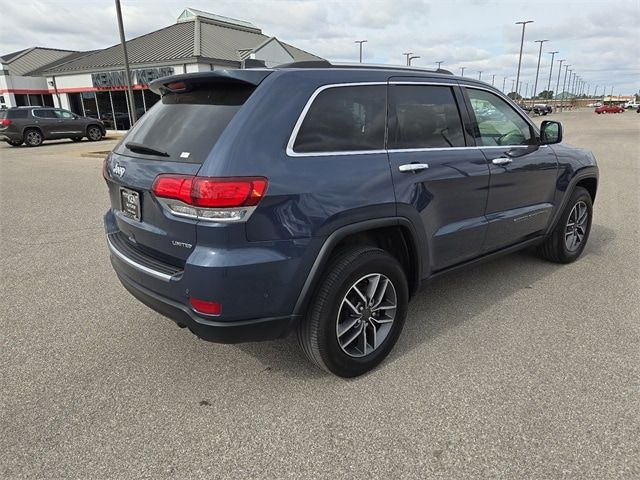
[403,52,413,66]
[460,66,466,76]
[525,82,529,100]
[478,71,483,80]
[546,50,559,99]
[561,64,570,111]
[511,79,516,96]
[503,76,508,93]
[491,74,496,86]
[355,40,367,63]
[115,0,136,124]
[554,59,565,107]
[515,20,534,100]
[533,39,548,102]
[408,55,420,66]
[436,60,444,69]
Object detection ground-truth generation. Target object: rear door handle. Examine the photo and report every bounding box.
[491,157,513,165]
[399,163,429,172]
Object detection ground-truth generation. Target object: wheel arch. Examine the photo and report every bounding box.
[546,168,598,236]
[293,217,424,317]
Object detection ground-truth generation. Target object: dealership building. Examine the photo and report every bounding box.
[0,8,321,129]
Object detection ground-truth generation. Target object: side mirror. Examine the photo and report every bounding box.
[540,120,563,145]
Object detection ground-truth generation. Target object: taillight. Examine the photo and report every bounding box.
[189,297,221,316]
[0,119,12,127]
[152,175,268,222]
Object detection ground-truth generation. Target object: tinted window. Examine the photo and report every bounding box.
[33,109,56,118]
[54,109,74,119]
[388,85,465,149]
[467,88,534,146]
[115,83,255,163]
[8,109,29,119]
[293,85,386,153]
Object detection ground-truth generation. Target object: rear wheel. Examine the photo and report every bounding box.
[24,129,43,147]
[87,126,103,141]
[538,186,593,263]
[297,246,409,377]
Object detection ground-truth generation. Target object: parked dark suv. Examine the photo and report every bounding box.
[0,106,105,147]
[104,62,598,377]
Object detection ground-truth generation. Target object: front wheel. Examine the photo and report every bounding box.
[297,246,409,377]
[87,126,103,141]
[538,186,593,263]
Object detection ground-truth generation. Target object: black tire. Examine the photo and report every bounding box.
[538,186,593,263]
[71,137,82,142]
[297,246,409,377]
[24,129,43,147]
[87,125,103,141]
[6,139,22,147]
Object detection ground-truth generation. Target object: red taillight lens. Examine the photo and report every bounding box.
[152,175,267,208]
[189,298,221,316]
[0,119,12,126]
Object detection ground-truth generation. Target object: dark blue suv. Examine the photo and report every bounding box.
[104,62,598,377]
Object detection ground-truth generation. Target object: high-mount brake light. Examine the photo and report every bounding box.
[152,175,268,223]
[165,81,187,92]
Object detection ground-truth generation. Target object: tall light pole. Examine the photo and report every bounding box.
[546,50,559,98]
[355,40,367,63]
[525,82,529,99]
[554,59,565,106]
[533,39,548,101]
[561,64,570,111]
[460,66,466,76]
[408,55,420,66]
[515,20,534,100]
[403,52,413,66]
[115,0,136,124]
[491,74,496,86]
[503,76,507,92]
[478,71,483,80]
[436,60,444,69]
[511,79,516,95]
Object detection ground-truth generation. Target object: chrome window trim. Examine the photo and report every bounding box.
[106,235,175,282]
[286,81,546,158]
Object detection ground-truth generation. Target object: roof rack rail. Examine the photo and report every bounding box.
[274,60,454,75]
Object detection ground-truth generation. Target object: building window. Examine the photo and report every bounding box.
[110,90,131,130]
[15,94,28,106]
[133,90,145,118]
[42,94,54,107]
[95,92,114,129]
[143,89,160,110]
[68,93,84,115]
[82,92,98,118]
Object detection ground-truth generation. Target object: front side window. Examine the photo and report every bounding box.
[466,88,534,146]
[55,109,74,119]
[293,85,386,153]
[388,85,465,149]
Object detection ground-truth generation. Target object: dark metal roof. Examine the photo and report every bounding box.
[1,47,78,76]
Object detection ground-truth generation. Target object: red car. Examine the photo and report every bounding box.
[595,105,625,114]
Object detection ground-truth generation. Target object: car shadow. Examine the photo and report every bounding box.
[234,223,615,379]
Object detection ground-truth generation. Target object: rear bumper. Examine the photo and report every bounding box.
[115,266,300,343]
[0,132,22,142]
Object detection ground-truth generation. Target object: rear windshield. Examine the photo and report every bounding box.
[116,83,255,163]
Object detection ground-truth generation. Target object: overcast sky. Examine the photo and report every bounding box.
[1,0,638,95]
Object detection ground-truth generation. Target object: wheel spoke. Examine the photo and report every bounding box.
[365,274,381,304]
[342,324,364,348]
[352,285,368,304]
[369,322,377,350]
[371,316,393,324]
[337,316,361,337]
[343,298,360,315]
[361,325,367,355]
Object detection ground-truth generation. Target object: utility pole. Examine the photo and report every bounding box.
[403,52,413,66]
[546,51,559,97]
[503,76,507,93]
[511,79,515,96]
[515,20,534,101]
[491,74,496,86]
[436,60,444,69]
[533,39,548,101]
[355,40,367,63]
[478,71,483,80]
[554,59,565,107]
[115,0,136,124]
[460,66,466,76]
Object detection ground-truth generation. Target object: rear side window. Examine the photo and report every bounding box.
[33,109,56,118]
[116,83,256,163]
[7,109,29,119]
[293,85,386,153]
[388,85,465,149]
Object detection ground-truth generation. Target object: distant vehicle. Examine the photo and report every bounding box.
[637,105,640,113]
[533,104,553,115]
[0,106,106,146]
[595,105,624,114]
[623,101,639,109]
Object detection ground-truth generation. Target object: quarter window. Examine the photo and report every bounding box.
[466,88,534,146]
[293,85,386,153]
[388,85,465,149]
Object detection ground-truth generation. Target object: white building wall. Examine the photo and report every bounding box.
[252,39,294,67]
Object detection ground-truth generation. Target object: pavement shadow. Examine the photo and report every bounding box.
[235,223,615,379]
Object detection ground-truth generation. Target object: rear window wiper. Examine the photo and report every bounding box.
[125,142,169,157]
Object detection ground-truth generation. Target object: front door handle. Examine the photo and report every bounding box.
[492,157,513,165]
[399,163,429,172]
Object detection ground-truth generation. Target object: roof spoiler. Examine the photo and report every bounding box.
[150,69,272,95]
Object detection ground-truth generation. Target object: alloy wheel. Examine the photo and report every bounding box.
[565,200,588,252]
[336,273,397,358]
[88,127,102,141]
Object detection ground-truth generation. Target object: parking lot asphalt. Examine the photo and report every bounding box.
[1,110,638,479]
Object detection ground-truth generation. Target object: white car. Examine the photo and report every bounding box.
[624,101,640,109]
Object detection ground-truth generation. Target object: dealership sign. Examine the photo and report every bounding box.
[91,67,175,89]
